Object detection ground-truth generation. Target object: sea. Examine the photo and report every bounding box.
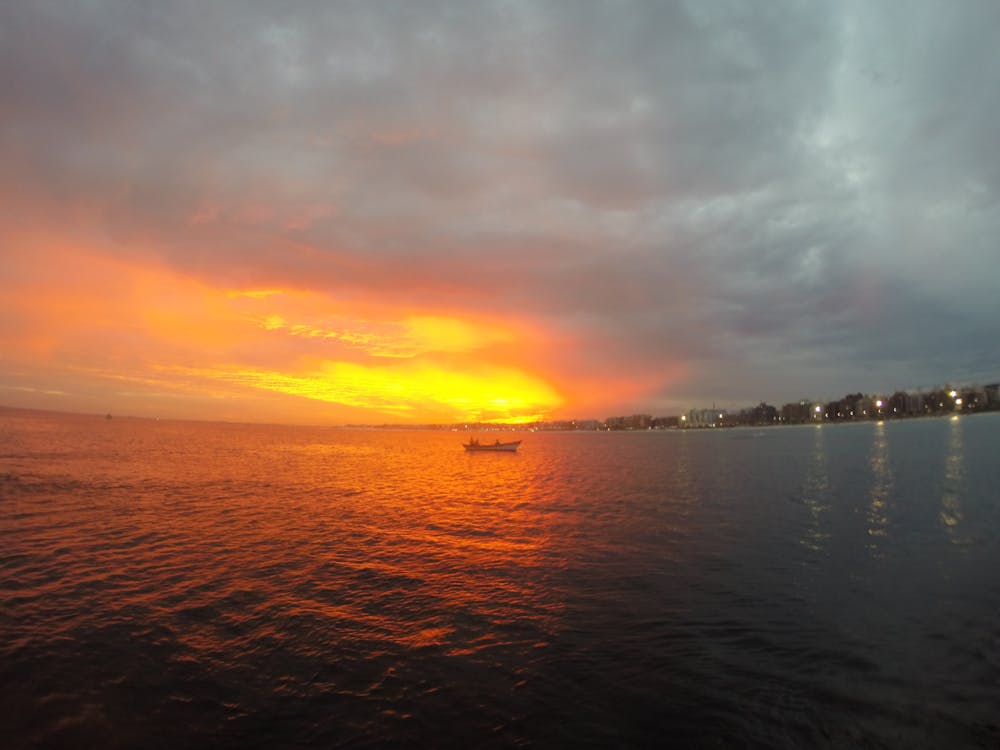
[2,408,998,749]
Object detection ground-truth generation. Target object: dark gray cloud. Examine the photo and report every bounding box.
[2,0,998,413]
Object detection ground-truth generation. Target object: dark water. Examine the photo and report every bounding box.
[2,409,999,749]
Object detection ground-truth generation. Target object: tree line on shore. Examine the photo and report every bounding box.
[606,382,1000,430]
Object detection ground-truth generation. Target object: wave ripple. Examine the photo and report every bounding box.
[3,411,1000,747]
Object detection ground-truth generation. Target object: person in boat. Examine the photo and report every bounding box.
[495,439,500,445]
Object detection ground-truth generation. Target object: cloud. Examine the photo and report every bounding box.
[1,1,998,421]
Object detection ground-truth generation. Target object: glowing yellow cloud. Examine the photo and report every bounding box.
[203,359,562,423]
[2,239,565,424]
[226,289,285,299]
[241,294,516,359]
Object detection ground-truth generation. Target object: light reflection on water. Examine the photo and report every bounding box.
[940,415,967,543]
[800,424,830,553]
[866,421,893,551]
[1,410,999,748]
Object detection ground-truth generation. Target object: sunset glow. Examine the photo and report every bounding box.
[2,2,997,424]
[2,232,563,423]
[175,360,562,424]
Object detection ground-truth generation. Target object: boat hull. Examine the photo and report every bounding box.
[463,440,521,452]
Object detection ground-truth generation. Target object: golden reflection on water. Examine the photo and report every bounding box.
[2,422,567,659]
[800,425,831,552]
[296,433,567,653]
[866,421,893,553]
[940,416,968,544]
[6,411,1000,748]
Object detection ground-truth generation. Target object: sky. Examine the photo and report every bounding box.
[2,1,999,425]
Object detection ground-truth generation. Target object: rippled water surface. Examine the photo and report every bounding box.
[2,409,999,748]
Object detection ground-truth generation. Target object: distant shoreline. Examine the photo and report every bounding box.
[3,401,998,433]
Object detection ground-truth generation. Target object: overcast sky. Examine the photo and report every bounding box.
[2,1,998,423]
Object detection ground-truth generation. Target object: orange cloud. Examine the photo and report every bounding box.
[246,301,517,359]
[1,231,565,423]
[165,358,562,423]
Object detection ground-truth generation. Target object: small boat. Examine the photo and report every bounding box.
[463,438,522,452]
